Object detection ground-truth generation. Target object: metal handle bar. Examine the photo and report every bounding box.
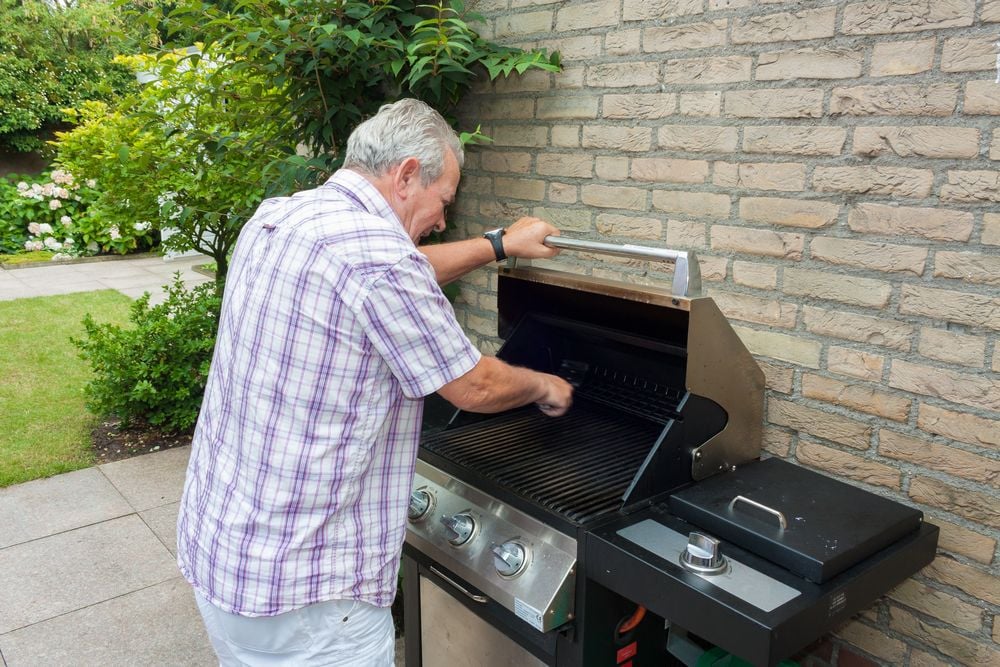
[728,495,788,530]
[542,236,701,298]
[429,565,489,603]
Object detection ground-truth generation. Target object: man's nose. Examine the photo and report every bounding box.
[435,218,447,232]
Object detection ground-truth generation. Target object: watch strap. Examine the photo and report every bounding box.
[484,228,506,262]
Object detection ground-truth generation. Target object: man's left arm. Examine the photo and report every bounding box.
[419,216,562,285]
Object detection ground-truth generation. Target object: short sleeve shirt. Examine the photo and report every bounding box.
[176,169,481,616]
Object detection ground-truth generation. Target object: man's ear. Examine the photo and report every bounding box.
[392,157,422,200]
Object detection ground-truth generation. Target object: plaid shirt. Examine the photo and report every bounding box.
[177,169,481,616]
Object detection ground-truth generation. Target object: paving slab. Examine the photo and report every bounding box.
[139,502,180,557]
[0,467,132,549]
[99,445,191,512]
[0,577,215,667]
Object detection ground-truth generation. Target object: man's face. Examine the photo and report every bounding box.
[401,149,460,243]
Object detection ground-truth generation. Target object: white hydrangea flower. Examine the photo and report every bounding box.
[38,223,53,234]
[28,222,41,235]
[109,226,121,240]
[86,179,97,188]
[43,237,61,249]
[16,181,28,192]
[135,221,150,232]
[49,199,62,210]
[86,241,99,252]
[60,215,72,226]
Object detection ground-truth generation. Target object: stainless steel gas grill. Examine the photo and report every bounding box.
[402,240,938,667]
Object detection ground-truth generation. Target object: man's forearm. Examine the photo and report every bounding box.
[438,356,571,415]
[419,238,496,285]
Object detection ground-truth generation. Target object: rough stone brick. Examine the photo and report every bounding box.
[548,182,577,204]
[942,36,997,72]
[803,306,912,350]
[934,251,1000,286]
[658,125,738,153]
[881,429,1000,487]
[643,20,728,52]
[679,91,721,117]
[622,0,703,21]
[731,7,836,44]
[743,126,846,155]
[759,361,793,394]
[550,125,579,148]
[768,398,871,448]
[709,0,750,8]
[582,126,652,152]
[888,581,983,633]
[595,214,662,240]
[699,255,728,282]
[924,557,1000,607]
[725,89,824,118]
[665,219,706,248]
[964,80,1000,114]
[711,225,804,259]
[480,198,532,222]
[492,125,548,147]
[991,130,1000,160]
[995,342,1000,373]
[842,1,975,35]
[870,38,936,76]
[663,56,752,84]
[536,96,599,120]
[587,62,660,88]
[603,93,676,119]
[739,197,839,228]
[476,97,535,120]
[632,158,709,184]
[480,151,532,174]
[803,374,910,421]
[918,327,986,367]
[732,261,777,289]
[531,207,591,233]
[763,426,792,455]
[581,184,647,210]
[934,518,997,564]
[536,153,594,178]
[836,620,908,665]
[828,346,884,382]
[985,0,1000,21]
[494,177,546,201]
[784,268,892,308]
[652,190,730,219]
[984,213,1000,245]
[709,290,797,328]
[891,606,1000,666]
[555,66,585,90]
[848,203,974,242]
[910,651,953,667]
[941,170,1000,202]
[797,440,900,489]
[814,166,933,197]
[757,48,863,81]
[831,84,958,116]
[729,326,819,368]
[556,1,619,32]
[713,163,806,191]
[917,403,1000,450]
[853,126,980,159]
[606,29,641,56]
[890,359,1000,412]
[495,11,553,39]
[909,477,1000,529]
[810,237,927,276]
[595,156,628,181]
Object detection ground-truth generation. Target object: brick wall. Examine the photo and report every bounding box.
[450,1,1000,664]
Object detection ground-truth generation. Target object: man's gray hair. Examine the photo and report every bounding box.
[343,98,464,186]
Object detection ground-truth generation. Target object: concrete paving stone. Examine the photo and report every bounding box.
[139,502,179,557]
[0,467,132,549]
[99,445,191,512]
[0,577,214,667]
[96,274,179,290]
[0,287,44,301]
[28,280,109,297]
[0,515,178,634]
[70,263,161,279]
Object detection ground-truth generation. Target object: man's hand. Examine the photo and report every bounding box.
[535,374,574,417]
[502,217,562,260]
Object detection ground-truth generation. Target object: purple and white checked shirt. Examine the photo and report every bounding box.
[177,169,481,616]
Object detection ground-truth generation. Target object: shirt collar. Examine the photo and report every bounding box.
[325,169,402,229]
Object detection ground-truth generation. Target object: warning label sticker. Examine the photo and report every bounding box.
[514,598,545,631]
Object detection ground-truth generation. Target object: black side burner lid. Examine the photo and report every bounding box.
[668,458,923,583]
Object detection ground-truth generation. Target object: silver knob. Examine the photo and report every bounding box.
[492,541,528,577]
[679,532,727,575]
[408,490,433,522]
[440,513,477,546]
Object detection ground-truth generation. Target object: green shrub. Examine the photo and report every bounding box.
[73,274,221,432]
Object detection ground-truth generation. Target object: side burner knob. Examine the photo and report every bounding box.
[679,532,727,575]
[408,490,433,522]
[440,513,477,546]
[492,541,528,578]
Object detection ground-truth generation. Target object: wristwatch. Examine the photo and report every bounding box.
[483,228,506,262]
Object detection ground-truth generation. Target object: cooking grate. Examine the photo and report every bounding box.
[573,366,685,424]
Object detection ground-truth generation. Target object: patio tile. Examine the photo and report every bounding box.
[97,274,178,291]
[0,577,213,667]
[0,515,177,634]
[28,280,108,297]
[0,468,132,549]
[99,445,191,512]
[139,502,179,557]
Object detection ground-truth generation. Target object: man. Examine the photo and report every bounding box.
[177,98,574,665]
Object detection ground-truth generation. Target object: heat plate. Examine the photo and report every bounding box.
[420,399,665,525]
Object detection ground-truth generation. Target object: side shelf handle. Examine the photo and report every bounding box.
[728,495,788,530]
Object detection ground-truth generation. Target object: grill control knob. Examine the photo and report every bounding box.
[492,541,528,578]
[680,532,727,575]
[408,490,434,522]
[440,513,477,546]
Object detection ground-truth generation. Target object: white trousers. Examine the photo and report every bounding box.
[194,590,395,667]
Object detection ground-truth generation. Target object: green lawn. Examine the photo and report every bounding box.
[0,290,133,487]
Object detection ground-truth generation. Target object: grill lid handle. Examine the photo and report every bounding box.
[542,235,701,297]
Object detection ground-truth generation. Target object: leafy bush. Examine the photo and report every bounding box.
[73,275,222,432]
[0,176,29,254]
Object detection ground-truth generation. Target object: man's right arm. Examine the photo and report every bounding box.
[437,356,574,417]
